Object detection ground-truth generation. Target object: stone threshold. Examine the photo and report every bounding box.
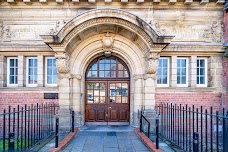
[48,128,78,152]
[134,128,163,152]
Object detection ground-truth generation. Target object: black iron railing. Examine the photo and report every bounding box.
[140,110,150,138]
[0,103,58,151]
[157,103,228,152]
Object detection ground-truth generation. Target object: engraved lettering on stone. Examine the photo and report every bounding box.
[55,53,70,73]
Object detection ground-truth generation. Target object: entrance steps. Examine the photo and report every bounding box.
[79,125,133,132]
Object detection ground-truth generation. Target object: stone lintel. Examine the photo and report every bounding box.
[136,0,144,3]
[23,0,31,2]
[184,0,193,4]
[7,0,15,2]
[200,0,209,4]
[72,0,79,2]
[153,0,160,3]
[104,0,112,3]
[216,0,225,4]
[169,0,177,4]
[121,0,128,3]
[88,0,96,3]
[56,0,63,3]
[39,0,47,2]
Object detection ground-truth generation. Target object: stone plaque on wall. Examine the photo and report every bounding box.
[44,93,58,99]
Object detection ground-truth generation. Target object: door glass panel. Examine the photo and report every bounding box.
[94,90,99,96]
[94,97,99,103]
[116,97,121,103]
[100,90,105,96]
[122,97,128,103]
[110,97,115,103]
[100,97,105,103]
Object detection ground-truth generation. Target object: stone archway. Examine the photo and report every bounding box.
[41,8,174,130]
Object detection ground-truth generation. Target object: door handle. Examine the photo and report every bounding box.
[108,107,112,109]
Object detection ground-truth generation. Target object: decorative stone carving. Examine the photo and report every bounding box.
[144,74,156,80]
[55,52,70,73]
[102,32,114,51]
[0,21,11,42]
[72,74,82,80]
[50,20,66,34]
[145,53,160,74]
[133,74,144,80]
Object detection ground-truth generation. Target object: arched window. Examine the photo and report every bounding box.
[86,57,129,78]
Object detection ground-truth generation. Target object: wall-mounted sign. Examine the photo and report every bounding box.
[44,93,58,99]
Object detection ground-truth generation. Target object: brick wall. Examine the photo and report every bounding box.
[0,92,59,113]
[155,93,222,113]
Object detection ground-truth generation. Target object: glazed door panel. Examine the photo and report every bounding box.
[85,81,129,124]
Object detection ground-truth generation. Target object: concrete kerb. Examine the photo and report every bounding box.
[134,128,163,152]
[48,128,78,152]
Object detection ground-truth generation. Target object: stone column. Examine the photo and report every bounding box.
[0,55,6,87]
[190,56,197,87]
[37,55,44,87]
[133,74,143,127]
[143,52,159,133]
[72,74,82,127]
[18,56,24,87]
[171,55,177,87]
[55,52,71,132]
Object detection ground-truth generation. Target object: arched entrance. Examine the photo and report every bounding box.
[41,9,174,130]
[85,56,130,125]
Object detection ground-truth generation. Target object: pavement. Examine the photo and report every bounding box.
[39,125,175,152]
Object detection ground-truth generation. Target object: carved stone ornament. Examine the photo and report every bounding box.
[0,21,11,42]
[144,74,156,80]
[145,53,160,74]
[133,74,144,80]
[102,32,114,51]
[72,74,82,80]
[55,52,70,74]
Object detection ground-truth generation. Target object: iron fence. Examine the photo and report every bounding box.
[140,110,150,139]
[0,103,58,151]
[157,103,228,152]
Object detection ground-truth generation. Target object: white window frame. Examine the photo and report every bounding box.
[7,57,18,87]
[157,57,169,87]
[177,58,188,87]
[196,58,208,87]
[45,57,58,87]
[26,57,38,87]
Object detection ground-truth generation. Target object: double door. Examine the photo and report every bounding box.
[85,81,130,125]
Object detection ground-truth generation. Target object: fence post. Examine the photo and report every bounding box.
[223,113,228,152]
[72,111,74,132]
[55,118,59,148]
[193,132,199,152]
[140,110,142,132]
[156,118,159,149]
[8,132,14,152]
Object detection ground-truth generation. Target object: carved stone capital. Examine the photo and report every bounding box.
[71,74,82,80]
[58,73,71,79]
[133,74,144,80]
[144,74,156,80]
[55,52,70,74]
[145,53,160,74]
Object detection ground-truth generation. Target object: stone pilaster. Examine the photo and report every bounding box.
[190,56,197,87]
[209,55,223,87]
[133,74,143,127]
[55,51,71,132]
[18,55,24,87]
[171,56,177,87]
[0,55,6,87]
[72,74,82,127]
[37,55,44,87]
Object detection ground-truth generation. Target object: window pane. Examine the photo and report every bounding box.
[15,59,18,66]
[15,76,18,83]
[48,59,52,66]
[111,71,116,77]
[34,59,37,67]
[53,76,57,84]
[111,59,116,63]
[100,59,105,63]
[34,68,37,75]
[197,60,199,67]
[163,59,167,67]
[10,59,14,66]
[100,97,105,103]
[177,69,180,75]
[124,71,129,77]
[105,71,110,77]
[29,59,33,66]
[118,71,124,77]
[200,68,205,75]
[177,59,180,67]
[47,76,52,84]
[87,83,93,89]
[10,76,14,84]
[29,68,33,75]
[94,83,100,90]
[163,76,167,84]
[100,64,105,70]
[53,59,56,67]
[87,71,92,77]
[105,59,110,63]
[197,68,199,75]
[200,60,205,67]
[200,77,205,84]
[181,76,186,84]
[181,59,186,67]
[177,76,180,84]
[10,68,14,75]
[111,64,116,70]
[181,68,186,75]
[197,77,200,84]
[104,64,110,70]
[158,60,162,67]
[94,97,99,103]
[110,97,115,103]
[91,64,97,70]
[99,71,105,77]
[91,71,97,77]
[122,97,127,103]
[53,68,57,75]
